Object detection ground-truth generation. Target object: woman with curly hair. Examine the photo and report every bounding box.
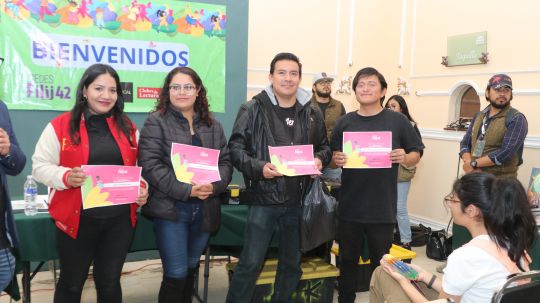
[138,67,232,302]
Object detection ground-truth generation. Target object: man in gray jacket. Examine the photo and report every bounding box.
[226,53,331,303]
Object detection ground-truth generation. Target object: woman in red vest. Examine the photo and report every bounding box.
[32,64,148,303]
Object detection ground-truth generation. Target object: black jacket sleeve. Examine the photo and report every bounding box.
[138,114,192,202]
[0,101,26,176]
[228,103,267,180]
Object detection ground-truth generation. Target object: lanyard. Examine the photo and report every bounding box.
[479,115,490,140]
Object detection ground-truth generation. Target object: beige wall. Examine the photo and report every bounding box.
[247,0,540,228]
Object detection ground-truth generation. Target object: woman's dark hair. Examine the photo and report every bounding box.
[69,64,134,146]
[155,66,212,126]
[452,172,537,271]
[385,95,416,124]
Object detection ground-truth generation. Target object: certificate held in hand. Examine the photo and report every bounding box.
[343,131,392,169]
[81,165,142,209]
[268,144,321,176]
[171,143,221,185]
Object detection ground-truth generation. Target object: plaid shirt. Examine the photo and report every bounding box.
[460,107,528,165]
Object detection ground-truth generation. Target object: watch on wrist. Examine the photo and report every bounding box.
[470,160,478,169]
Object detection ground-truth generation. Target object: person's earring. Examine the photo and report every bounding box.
[83,96,88,103]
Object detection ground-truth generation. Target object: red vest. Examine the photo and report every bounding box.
[49,112,139,238]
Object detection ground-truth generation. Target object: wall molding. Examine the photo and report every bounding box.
[416,88,540,97]
[398,0,408,68]
[420,128,540,148]
[347,0,356,66]
[411,68,540,80]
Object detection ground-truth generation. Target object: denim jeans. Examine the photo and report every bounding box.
[154,202,209,279]
[0,248,15,292]
[396,181,412,243]
[226,205,302,303]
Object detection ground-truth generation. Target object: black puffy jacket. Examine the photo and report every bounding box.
[228,89,331,205]
[138,106,232,233]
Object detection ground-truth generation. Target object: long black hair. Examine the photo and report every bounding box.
[69,64,134,146]
[452,172,537,271]
[385,95,416,124]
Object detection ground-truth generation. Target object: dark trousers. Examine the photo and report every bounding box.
[54,214,134,303]
[226,205,302,303]
[337,220,394,303]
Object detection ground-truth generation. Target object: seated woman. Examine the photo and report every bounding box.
[370,172,537,303]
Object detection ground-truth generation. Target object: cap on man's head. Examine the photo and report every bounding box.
[312,72,334,85]
[488,74,512,90]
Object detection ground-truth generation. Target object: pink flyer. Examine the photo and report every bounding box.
[81,165,141,209]
[342,132,392,168]
[268,145,321,176]
[171,143,221,185]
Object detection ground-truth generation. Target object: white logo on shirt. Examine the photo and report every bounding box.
[285,118,294,126]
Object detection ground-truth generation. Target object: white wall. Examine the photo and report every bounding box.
[247,0,540,228]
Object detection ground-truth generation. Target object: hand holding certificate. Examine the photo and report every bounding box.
[268,145,321,176]
[81,165,142,209]
[342,131,392,168]
[171,143,221,185]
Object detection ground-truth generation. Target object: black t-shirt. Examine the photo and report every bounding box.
[272,105,297,145]
[317,102,329,117]
[270,102,303,207]
[83,112,130,218]
[330,109,424,223]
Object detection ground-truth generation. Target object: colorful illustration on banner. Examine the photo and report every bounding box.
[0,0,227,113]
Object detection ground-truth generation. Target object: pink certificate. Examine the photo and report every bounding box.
[343,132,392,168]
[268,145,321,176]
[81,165,141,209]
[171,143,221,185]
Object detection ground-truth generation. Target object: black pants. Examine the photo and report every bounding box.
[337,220,394,303]
[54,214,134,303]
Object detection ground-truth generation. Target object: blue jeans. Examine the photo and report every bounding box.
[396,181,412,243]
[226,205,302,303]
[0,248,15,292]
[154,202,210,279]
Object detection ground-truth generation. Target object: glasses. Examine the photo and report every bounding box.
[444,195,461,205]
[169,84,196,95]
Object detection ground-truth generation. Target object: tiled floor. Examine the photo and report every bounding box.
[10,245,444,303]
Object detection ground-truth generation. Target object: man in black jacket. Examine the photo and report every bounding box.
[226,53,331,303]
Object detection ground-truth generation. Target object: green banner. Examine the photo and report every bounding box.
[0,0,226,112]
